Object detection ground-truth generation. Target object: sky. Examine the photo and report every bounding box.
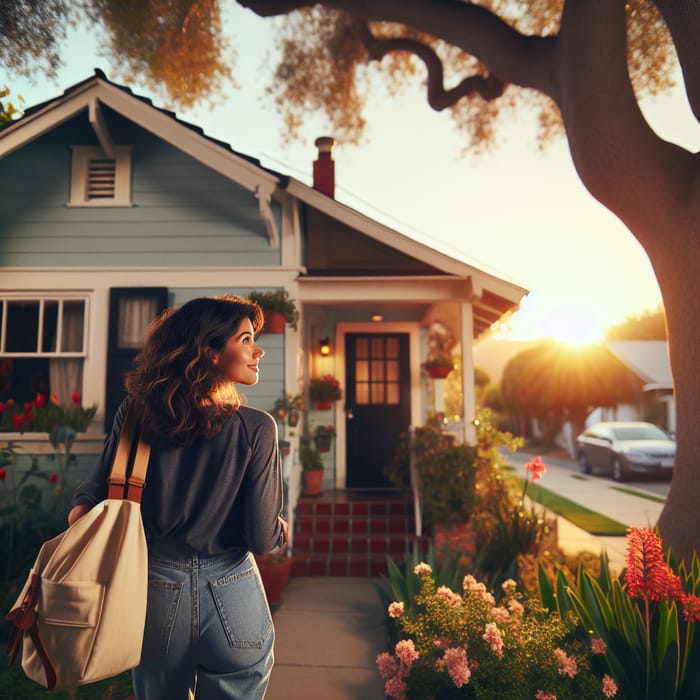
[4,5,699,345]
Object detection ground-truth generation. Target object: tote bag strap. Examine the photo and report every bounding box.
[108,401,151,503]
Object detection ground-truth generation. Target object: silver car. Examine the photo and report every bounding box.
[575,421,675,481]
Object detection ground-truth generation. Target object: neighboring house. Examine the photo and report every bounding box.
[590,340,675,433]
[0,71,526,497]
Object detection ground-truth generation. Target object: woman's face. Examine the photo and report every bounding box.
[210,317,264,386]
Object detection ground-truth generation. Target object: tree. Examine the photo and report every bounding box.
[501,340,642,451]
[606,306,668,341]
[1,0,698,558]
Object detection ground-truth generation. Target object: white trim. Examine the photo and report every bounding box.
[335,321,421,489]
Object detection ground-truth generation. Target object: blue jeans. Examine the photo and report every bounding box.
[131,538,274,700]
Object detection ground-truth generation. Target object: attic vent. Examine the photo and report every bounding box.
[69,145,133,207]
[86,158,117,199]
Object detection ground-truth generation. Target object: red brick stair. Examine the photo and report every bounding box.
[291,492,419,577]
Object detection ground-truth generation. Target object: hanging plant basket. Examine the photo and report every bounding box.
[426,364,452,379]
[263,310,287,334]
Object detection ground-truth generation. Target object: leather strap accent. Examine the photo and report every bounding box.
[108,402,151,501]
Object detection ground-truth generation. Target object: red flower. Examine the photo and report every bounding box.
[24,411,34,422]
[0,467,5,481]
[35,392,47,408]
[24,401,34,412]
[71,391,82,405]
[11,414,25,431]
[6,399,14,407]
[525,456,546,482]
[682,594,700,624]
[0,402,6,413]
[624,527,671,602]
[49,473,58,483]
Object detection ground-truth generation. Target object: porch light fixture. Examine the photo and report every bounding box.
[371,314,383,322]
[319,337,332,356]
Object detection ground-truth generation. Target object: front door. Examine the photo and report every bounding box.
[345,333,411,488]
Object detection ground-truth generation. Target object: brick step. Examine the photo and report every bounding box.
[295,514,415,537]
[291,552,411,577]
[294,531,416,557]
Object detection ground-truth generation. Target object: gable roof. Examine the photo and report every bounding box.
[0,70,527,336]
[606,340,673,390]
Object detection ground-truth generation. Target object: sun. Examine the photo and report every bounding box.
[494,299,607,345]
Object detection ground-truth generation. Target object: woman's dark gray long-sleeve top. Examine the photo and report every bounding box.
[71,398,285,555]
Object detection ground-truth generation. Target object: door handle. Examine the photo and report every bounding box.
[346,408,355,420]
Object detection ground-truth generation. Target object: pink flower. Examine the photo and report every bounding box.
[35,392,47,408]
[384,676,407,700]
[436,586,462,605]
[525,456,546,481]
[591,637,607,654]
[388,601,405,618]
[0,467,6,481]
[625,527,671,602]
[376,652,398,680]
[414,562,432,576]
[490,606,510,623]
[483,622,504,657]
[0,401,6,413]
[535,692,557,700]
[395,639,419,667]
[507,599,524,615]
[443,647,471,687]
[433,636,452,650]
[554,648,578,678]
[49,472,58,483]
[501,578,518,594]
[602,674,618,697]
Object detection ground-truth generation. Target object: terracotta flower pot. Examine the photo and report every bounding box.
[255,555,292,605]
[263,310,287,334]
[303,469,324,496]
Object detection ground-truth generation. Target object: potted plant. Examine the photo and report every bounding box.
[308,374,342,410]
[313,424,335,452]
[255,552,292,606]
[300,442,324,496]
[248,289,299,333]
[423,321,454,378]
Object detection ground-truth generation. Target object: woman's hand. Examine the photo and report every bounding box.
[68,503,91,526]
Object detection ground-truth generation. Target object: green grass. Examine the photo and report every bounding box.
[611,486,666,504]
[523,481,629,537]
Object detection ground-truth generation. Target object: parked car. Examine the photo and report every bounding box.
[575,421,675,481]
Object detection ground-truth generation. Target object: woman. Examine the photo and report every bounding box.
[69,295,288,699]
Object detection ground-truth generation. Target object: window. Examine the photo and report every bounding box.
[0,295,89,407]
[68,145,132,207]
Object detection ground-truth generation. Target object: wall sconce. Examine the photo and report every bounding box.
[319,337,331,356]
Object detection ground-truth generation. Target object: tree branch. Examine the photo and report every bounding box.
[358,23,504,111]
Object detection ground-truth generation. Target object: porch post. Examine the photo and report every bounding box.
[459,301,477,444]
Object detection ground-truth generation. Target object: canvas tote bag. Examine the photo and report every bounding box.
[6,402,150,690]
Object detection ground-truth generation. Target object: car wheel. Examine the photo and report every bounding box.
[612,457,627,482]
[577,451,591,475]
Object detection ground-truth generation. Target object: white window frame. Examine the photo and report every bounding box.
[0,293,90,358]
[68,145,133,207]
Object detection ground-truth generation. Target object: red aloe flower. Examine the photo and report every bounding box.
[681,594,700,624]
[525,456,546,482]
[624,527,670,602]
[35,392,47,408]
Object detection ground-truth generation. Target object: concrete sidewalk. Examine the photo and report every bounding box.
[266,456,667,699]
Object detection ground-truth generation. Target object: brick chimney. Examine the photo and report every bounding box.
[313,136,335,197]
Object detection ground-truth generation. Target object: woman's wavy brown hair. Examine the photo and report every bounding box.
[125,295,264,445]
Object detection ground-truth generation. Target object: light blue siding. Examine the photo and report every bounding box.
[0,120,282,267]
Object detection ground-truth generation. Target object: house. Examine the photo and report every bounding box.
[0,71,527,502]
